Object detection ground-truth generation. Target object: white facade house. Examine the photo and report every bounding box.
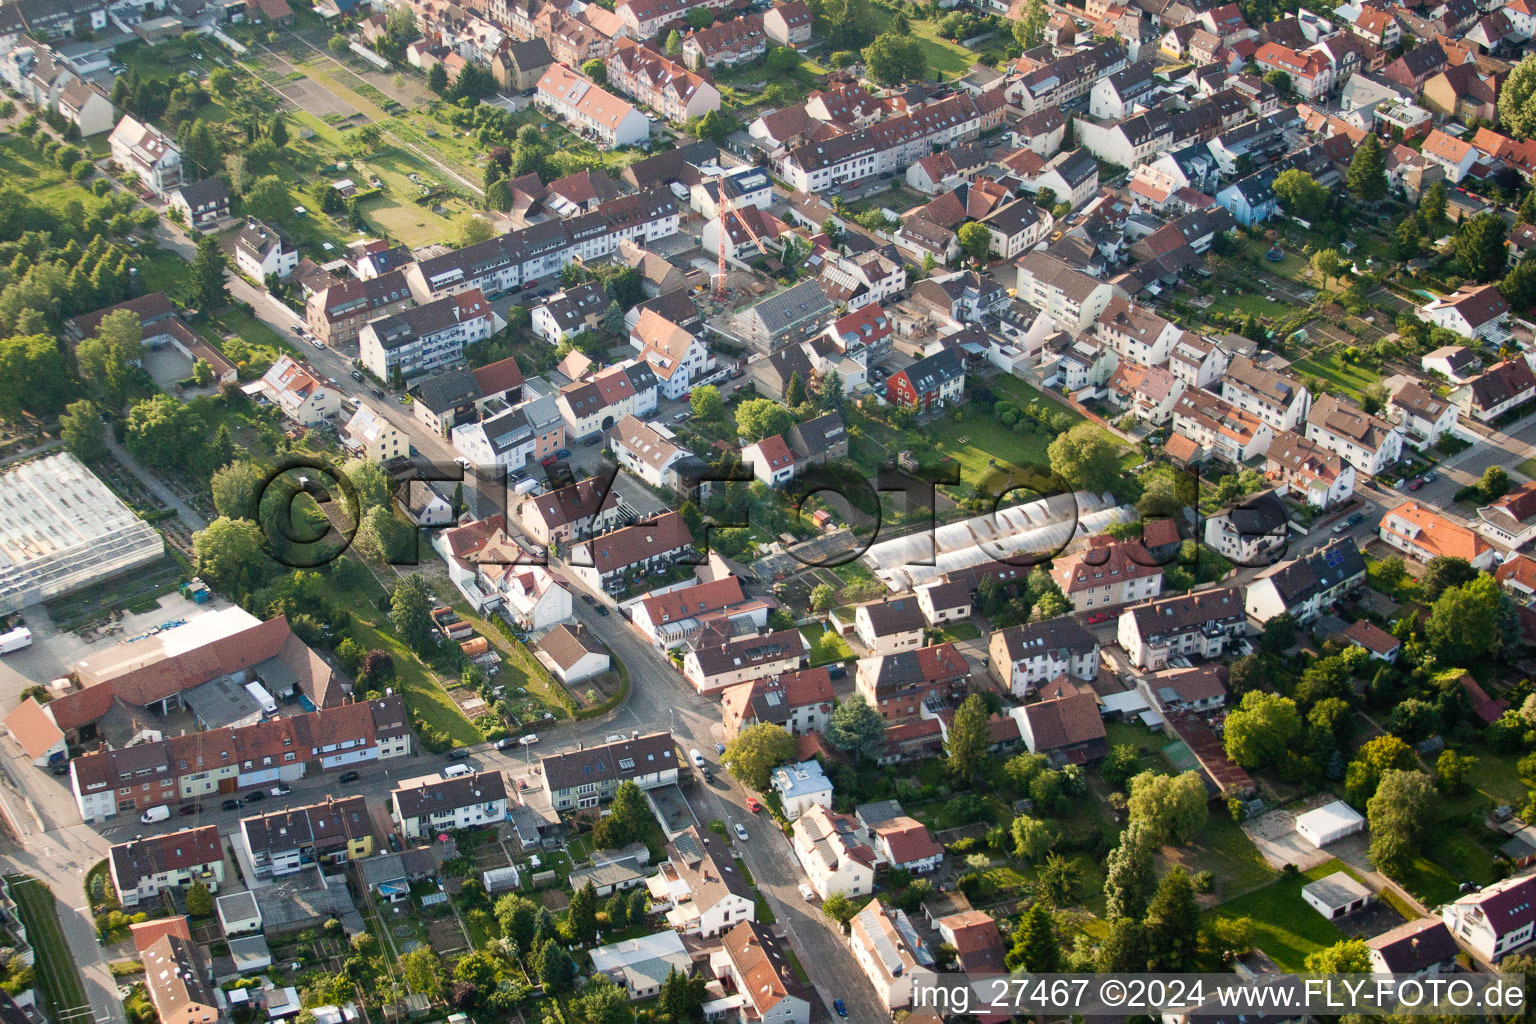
[361,290,501,383]
[254,356,340,426]
[988,619,1101,696]
[109,115,181,196]
[849,902,925,1012]
[536,62,650,147]
[1443,873,1536,961]
[390,772,508,840]
[1117,587,1246,669]
[647,827,756,937]
[770,761,834,820]
[791,805,875,900]
[1304,394,1405,477]
[234,218,299,281]
[1417,283,1511,341]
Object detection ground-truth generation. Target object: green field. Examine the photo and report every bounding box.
[871,6,985,77]
[1205,861,1358,971]
[919,376,1086,486]
[1288,350,1381,403]
[6,878,88,1023]
[1518,457,1536,480]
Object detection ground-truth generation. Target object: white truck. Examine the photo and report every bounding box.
[139,805,170,824]
[0,627,32,654]
[244,681,278,714]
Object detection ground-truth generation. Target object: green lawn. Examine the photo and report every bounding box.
[871,6,982,77]
[921,376,1085,486]
[802,626,853,666]
[1518,458,1536,480]
[1288,350,1380,403]
[929,623,981,643]
[6,877,88,1022]
[1205,861,1356,971]
[1161,816,1277,900]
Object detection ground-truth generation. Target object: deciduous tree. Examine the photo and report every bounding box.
[1222,691,1300,769]
[1367,769,1436,873]
[1047,423,1121,493]
[1126,770,1208,845]
[1272,168,1328,220]
[825,694,885,762]
[723,723,796,790]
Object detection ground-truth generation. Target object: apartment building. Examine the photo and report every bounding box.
[631,576,770,650]
[305,271,413,348]
[853,597,925,655]
[239,796,373,878]
[1049,536,1165,612]
[988,619,1101,696]
[1264,430,1357,508]
[1389,382,1459,448]
[780,93,987,193]
[1117,587,1246,669]
[359,289,500,382]
[109,115,181,196]
[557,362,661,438]
[391,771,509,840]
[1095,297,1181,367]
[1221,356,1312,432]
[1014,249,1115,332]
[110,826,224,908]
[1171,389,1274,464]
[540,731,679,811]
[682,628,809,695]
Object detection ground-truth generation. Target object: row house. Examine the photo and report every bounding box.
[109,826,224,908]
[682,15,765,68]
[1050,536,1166,612]
[605,39,721,123]
[854,642,971,722]
[616,0,733,37]
[306,271,413,348]
[519,475,623,547]
[1244,537,1367,624]
[569,511,695,594]
[1116,587,1246,669]
[1005,43,1128,114]
[1304,393,1404,477]
[1451,358,1536,423]
[71,697,413,822]
[988,618,1100,696]
[780,93,987,193]
[536,62,651,147]
[1075,108,1175,168]
[391,771,508,840]
[719,668,834,740]
[359,289,500,382]
[682,627,809,694]
[1221,355,1312,432]
[1171,388,1274,464]
[1264,430,1357,508]
[558,361,660,437]
[541,731,678,810]
[632,576,771,649]
[1379,500,1496,570]
[650,827,755,937]
[451,395,562,472]
[238,796,373,879]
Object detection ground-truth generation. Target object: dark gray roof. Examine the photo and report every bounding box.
[741,280,833,336]
[172,177,229,207]
[540,732,676,792]
[1257,537,1366,605]
[392,771,507,818]
[411,367,482,413]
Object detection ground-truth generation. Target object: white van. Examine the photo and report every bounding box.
[140,805,171,824]
[798,883,815,902]
[442,763,474,779]
[690,749,706,769]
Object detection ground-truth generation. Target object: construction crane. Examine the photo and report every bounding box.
[714,181,768,301]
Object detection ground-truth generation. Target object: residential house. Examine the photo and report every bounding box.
[1221,356,1311,432]
[631,308,710,400]
[885,349,965,412]
[234,219,298,281]
[1478,481,1536,549]
[1012,681,1108,763]
[253,356,339,426]
[791,805,876,899]
[719,668,834,740]
[391,771,508,840]
[535,62,650,147]
[855,643,971,722]
[1145,664,1229,713]
[732,280,834,353]
[168,179,231,228]
[531,281,610,344]
[605,40,721,123]
[517,476,623,547]
[869,817,943,873]
[1015,250,1115,332]
[1451,358,1536,422]
[682,628,809,694]
[535,624,611,684]
[914,580,971,627]
[980,197,1054,259]
[541,731,678,811]
[771,760,834,820]
[341,404,406,463]
[1389,382,1460,448]
[557,362,660,439]
[853,597,925,655]
[109,115,182,196]
[1304,393,1405,477]
[590,931,692,999]
[1264,430,1357,508]
[1342,619,1402,662]
[682,16,766,69]
[494,38,555,92]
[1422,345,1482,382]
[306,272,413,348]
[988,619,1101,696]
[1368,918,1460,975]
[1379,500,1496,569]
[110,827,224,908]
[610,415,698,491]
[631,576,771,650]
[1418,283,1512,340]
[485,562,574,631]
[849,901,926,1011]
[1203,489,1289,565]
[1442,872,1536,961]
[1117,587,1246,669]
[1243,537,1367,624]
[142,934,220,1024]
[649,826,756,936]
[1419,128,1481,182]
[1049,536,1165,612]
[762,0,813,46]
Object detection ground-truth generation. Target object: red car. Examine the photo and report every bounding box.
[1408,477,1425,491]
[1085,611,1112,625]
[745,796,763,813]
[541,454,559,466]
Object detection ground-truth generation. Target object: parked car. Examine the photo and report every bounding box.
[541,454,559,466]
[445,748,471,761]
[140,806,171,824]
[733,822,749,841]
[1423,470,1438,484]
[310,339,325,350]
[350,370,364,382]
[1085,611,1111,625]
[50,762,70,776]
[582,594,597,606]
[221,798,242,811]
[834,999,848,1018]
[746,795,763,813]
[244,790,265,803]
[690,749,707,768]
[1409,477,1425,490]
[520,734,539,746]
[371,388,385,399]
[583,436,600,447]
[387,833,402,852]
[595,604,609,616]
[495,737,517,750]
[339,770,360,783]
[714,742,726,755]
[555,448,572,459]
[271,783,292,797]
[799,883,815,901]
[178,804,198,816]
